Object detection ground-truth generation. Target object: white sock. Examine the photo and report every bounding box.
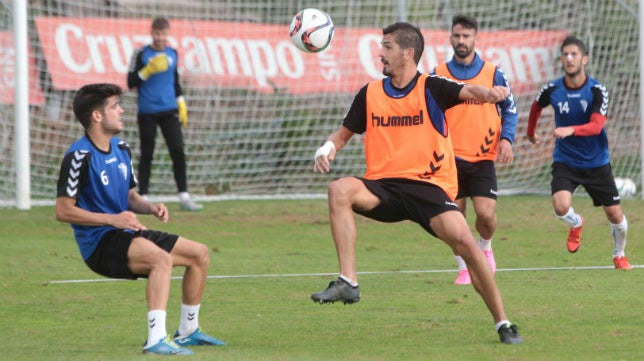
[178,192,190,202]
[339,274,358,287]
[495,320,511,331]
[557,207,582,228]
[178,304,200,336]
[146,310,167,348]
[454,255,468,271]
[478,237,492,251]
[611,215,628,258]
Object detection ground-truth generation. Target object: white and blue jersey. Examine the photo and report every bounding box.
[56,135,137,260]
[534,76,610,168]
[127,45,182,115]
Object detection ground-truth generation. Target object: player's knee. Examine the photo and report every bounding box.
[476,213,497,231]
[151,248,173,271]
[451,235,479,259]
[552,205,568,217]
[327,179,350,200]
[607,211,624,224]
[193,242,210,268]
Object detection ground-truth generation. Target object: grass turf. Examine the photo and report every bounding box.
[1,195,642,360]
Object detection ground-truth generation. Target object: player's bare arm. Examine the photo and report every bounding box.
[55,196,148,231]
[128,189,169,223]
[526,134,541,145]
[553,126,575,139]
[496,138,514,164]
[459,85,509,104]
[313,125,354,173]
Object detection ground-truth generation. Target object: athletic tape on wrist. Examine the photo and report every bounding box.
[314,140,335,160]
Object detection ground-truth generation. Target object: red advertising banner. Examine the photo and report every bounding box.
[0,32,44,105]
[35,17,567,95]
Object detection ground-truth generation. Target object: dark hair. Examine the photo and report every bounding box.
[561,35,587,56]
[152,17,170,30]
[452,14,478,32]
[72,83,123,129]
[382,22,424,64]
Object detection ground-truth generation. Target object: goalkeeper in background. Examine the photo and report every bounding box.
[432,14,518,285]
[127,17,202,211]
[527,35,632,270]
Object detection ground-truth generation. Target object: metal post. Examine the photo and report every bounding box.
[13,0,30,209]
[640,0,644,198]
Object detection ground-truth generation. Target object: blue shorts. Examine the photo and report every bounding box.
[356,177,460,237]
[85,229,178,279]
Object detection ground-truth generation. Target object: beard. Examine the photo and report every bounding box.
[382,61,393,77]
[454,45,472,59]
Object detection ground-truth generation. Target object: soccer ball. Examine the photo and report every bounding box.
[288,8,334,53]
[615,177,637,198]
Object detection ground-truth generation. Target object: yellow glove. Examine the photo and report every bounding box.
[177,96,188,127]
[138,53,168,80]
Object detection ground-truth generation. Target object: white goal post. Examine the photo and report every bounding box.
[1,0,641,207]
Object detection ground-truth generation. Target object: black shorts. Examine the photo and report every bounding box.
[356,177,461,237]
[85,229,179,279]
[455,159,498,200]
[551,162,620,207]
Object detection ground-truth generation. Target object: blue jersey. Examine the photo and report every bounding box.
[534,76,610,168]
[57,135,137,260]
[127,45,181,115]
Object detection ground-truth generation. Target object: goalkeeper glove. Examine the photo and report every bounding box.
[177,96,188,127]
[138,53,168,80]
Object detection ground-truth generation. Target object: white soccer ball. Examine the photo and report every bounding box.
[615,177,637,198]
[288,8,334,53]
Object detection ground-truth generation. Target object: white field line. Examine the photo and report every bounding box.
[46,264,642,285]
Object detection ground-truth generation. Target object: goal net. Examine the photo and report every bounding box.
[0,0,639,205]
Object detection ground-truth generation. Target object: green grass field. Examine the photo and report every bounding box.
[1,195,642,361]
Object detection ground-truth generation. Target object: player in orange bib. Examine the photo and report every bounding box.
[433,14,518,285]
[310,22,522,344]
